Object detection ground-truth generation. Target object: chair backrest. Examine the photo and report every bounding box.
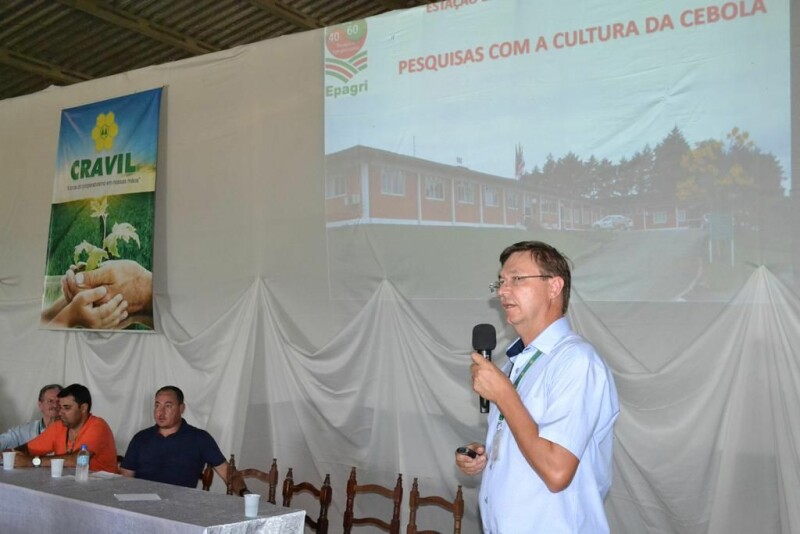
[200,463,214,491]
[282,467,332,534]
[406,478,464,534]
[226,454,279,504]
[343,467,403,534]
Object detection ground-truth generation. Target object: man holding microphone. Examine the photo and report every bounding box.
[456,241,619,533]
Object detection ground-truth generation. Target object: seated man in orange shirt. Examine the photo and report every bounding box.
[14,383,118,473]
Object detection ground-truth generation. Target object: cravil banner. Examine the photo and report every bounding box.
[41,87,162,331]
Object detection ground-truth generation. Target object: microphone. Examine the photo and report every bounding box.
[472,324,496,413]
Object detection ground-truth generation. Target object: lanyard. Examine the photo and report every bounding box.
[65,422,85,454]
[65,429,75,453]
[498,349,542,422]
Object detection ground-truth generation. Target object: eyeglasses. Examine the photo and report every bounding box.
[489,275,552,293]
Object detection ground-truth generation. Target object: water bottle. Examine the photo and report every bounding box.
[75,444,90,482]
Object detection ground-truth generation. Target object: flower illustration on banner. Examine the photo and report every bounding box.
[73,196,140,272]
[90,196,110,246]
[89,196,108,218]
[91,112,119,152]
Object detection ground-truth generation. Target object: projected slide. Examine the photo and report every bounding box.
[324,0,791,303]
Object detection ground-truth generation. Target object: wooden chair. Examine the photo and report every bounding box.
[226,454,279,504]
[200,463,214,491]
[343,467,402,534]
[406,478,463,534]
[282,468,332,534]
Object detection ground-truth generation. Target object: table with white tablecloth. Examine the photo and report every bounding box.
[0,467,305,534]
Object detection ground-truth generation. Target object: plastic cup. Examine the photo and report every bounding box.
[2,451,15,470]
[50,458,65,478]
[244,493,260,518]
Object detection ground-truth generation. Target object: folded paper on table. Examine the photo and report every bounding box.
[114,493,161,501]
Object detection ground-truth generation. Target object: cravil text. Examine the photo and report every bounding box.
[71,153,137,180]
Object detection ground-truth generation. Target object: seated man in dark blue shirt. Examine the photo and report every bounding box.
[120,385,231,488]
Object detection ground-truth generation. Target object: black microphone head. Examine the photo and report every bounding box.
[472,324,497,352]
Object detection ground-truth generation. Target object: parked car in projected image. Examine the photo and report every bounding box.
[592,214,633,231]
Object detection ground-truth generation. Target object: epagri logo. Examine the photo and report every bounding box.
[71,111,137,180]
[325,20,369,99]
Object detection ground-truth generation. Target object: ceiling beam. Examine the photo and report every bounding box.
[376,1,413,9]
[0,47,91,84]
[57,0,219,55]
[247,0,324,30]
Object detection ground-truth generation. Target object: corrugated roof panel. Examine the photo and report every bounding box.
[0,0,435,101]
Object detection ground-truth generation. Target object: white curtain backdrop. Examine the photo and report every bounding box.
[1,2,798,533]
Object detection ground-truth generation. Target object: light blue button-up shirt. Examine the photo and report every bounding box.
[478,317,619,533]
[0,418,44,451]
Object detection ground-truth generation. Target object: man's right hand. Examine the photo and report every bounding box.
[455,443,487,476]
[63,260,152,315]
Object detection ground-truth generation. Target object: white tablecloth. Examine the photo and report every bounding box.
[0,467,305,534]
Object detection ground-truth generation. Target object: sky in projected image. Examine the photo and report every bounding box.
[326,0,789,185]
[323,0,792,303]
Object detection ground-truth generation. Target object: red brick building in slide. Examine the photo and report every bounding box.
[325,146,702,230]
[325,145,603,230]
[325,146,706,231]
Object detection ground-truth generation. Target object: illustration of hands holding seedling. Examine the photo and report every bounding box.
[42,196,153,330]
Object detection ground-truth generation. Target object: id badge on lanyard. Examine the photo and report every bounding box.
[489,348,542,468]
